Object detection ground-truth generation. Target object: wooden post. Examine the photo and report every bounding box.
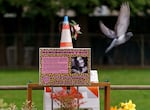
[104,84,110,110]
[27,84,32,110]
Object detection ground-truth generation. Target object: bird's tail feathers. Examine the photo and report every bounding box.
[105,45,113,53]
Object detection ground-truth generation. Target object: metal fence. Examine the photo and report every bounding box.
[2,33,150,67]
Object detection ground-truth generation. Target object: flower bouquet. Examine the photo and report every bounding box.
[51,87,85,110]
[70,20,82,40]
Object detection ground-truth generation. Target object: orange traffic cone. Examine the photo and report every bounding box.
[60,16,73,48]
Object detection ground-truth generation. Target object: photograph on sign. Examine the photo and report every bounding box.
[39,48,91,86]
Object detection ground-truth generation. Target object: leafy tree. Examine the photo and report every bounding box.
[99,0,150,15]
[0,0,150,66]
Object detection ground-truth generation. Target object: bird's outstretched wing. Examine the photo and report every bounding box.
[100,21,116,39]
[115,2,130,37]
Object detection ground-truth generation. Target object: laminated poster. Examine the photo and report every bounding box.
[39,48,91,86]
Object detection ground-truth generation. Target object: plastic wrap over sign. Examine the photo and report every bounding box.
[43,70,100,110]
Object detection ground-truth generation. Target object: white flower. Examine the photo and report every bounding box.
[73,24,81,32]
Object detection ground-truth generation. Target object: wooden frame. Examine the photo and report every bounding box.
[27,82,110,110]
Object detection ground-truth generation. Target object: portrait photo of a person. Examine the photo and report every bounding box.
[71,56,88,73]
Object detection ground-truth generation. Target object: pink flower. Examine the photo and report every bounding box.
[70,20,82,40]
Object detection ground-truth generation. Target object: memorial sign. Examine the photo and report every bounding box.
[39,48,91,86]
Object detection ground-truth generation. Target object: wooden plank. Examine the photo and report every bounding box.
[111,85,150,90]
[0,85,27,90]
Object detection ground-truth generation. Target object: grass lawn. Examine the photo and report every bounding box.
[0,68,150,109]
[99,67,150,110]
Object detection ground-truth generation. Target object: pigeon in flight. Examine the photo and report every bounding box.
[100,2,133,53]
